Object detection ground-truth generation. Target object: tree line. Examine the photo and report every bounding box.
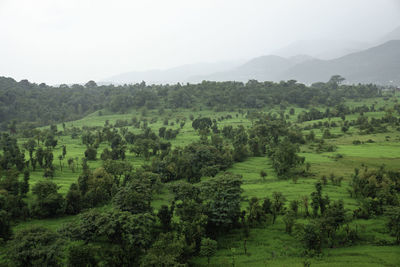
[0,75,381,131]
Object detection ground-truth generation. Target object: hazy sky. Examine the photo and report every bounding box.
[0,0,399,84]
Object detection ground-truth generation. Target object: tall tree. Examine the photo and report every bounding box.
[6,227,64,266]
[201,172,243,232]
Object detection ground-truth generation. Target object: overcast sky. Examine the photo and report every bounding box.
[0,0,399,84]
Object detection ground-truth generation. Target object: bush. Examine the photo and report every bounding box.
[352,140,362,145]
[67,243,98,267]
[31,181,65,218]
[6,227,64,266]
[84,147,97,160]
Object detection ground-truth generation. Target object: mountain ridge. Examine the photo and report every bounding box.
[279,40,400,84]
[101,26,400,86]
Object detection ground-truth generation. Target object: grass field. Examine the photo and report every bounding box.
[10,95,400,266]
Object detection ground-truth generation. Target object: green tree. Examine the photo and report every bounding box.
[302,196,310,217]
[58,155,63,171]
[328,75,345,88]
[310,182,330,217]
[35,147,45,168]
[159,127,166,138]
[20,169,30,196]
[81,131,95,147]
[62,145,67,159]
[271,192,286,224]
[283,211,296,234]
[23,139,36,167]
[387,207,400,244]
[82,167,114,207]
[0,210,12,241]
[71,210,156,264]
[157,204,174,232]
[0,133,25,171]
[31,180,65,218]
[269,139,304,177]
[0,169,20,196]
[247,197,267,226]
[84,146,97,160]
[65,183,82,215]
[6,226,64,266]
[300,221,322,253]
[260,170,267,182]
[201,172,243,231]
[112,179,152,214]
[232,126,249,162]
[200,237,218,266]
[192,117,212,132]
[66,242,98,267]
[140,233,186,267]
[175,199,208,252]
[44,134,57,148]
[85,80,97,88]
[319,200,346,245]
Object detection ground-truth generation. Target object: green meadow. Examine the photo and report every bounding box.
[8,95,400,266]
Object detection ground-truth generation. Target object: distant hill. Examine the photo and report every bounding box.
[197,40,400,85]
[378,26,400,44]
[191,55,313,82]
[102,61,244,85]
[103,26,400,86]
[274,39,369,60]
[279,40,400,85]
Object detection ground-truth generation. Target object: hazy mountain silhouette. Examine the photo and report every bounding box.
[190,55,313,82]
[279,40,400,84]
[274,39,369,60]
[103,26,400,86]
[378,25,400,44]
[102,61,244,84]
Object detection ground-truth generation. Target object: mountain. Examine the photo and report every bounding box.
[279,40,400,85]
[195,40,400,85]
[191,55,313,82]
[274,39,370,60]
[102,60,244,85]
[103,26,400,86]
[272,25,400,61]
[377,26,400,44]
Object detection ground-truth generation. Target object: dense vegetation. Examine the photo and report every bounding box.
[0,75,381,130]
[0,75,399,266]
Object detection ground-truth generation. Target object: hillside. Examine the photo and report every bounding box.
[1,82,399,266]
[102,27,400,86]
[191,40,400,85]
[102,60,244,84]
[378,26,400,44]
[274,39,369,60]
[192,55,313,82]
[281,40,400,84]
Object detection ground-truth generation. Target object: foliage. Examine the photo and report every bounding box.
[199,237,218,266]
[0,210,12,241]
[386,207,400,244]
[112,178,153,214]
[31,180,65,218]
[66,242,98,267]
[0,76,380,130]
[140,233,186,267]
[6,226,64,266]
[200,172,243,232]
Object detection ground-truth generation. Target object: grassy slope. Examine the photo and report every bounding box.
[10,95,400,266]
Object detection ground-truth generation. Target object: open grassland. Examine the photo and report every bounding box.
[11,95,400,266]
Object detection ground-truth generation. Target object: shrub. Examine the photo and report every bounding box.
[352,140,362,145]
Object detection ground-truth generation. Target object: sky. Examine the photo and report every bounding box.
[0,0,399,84]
